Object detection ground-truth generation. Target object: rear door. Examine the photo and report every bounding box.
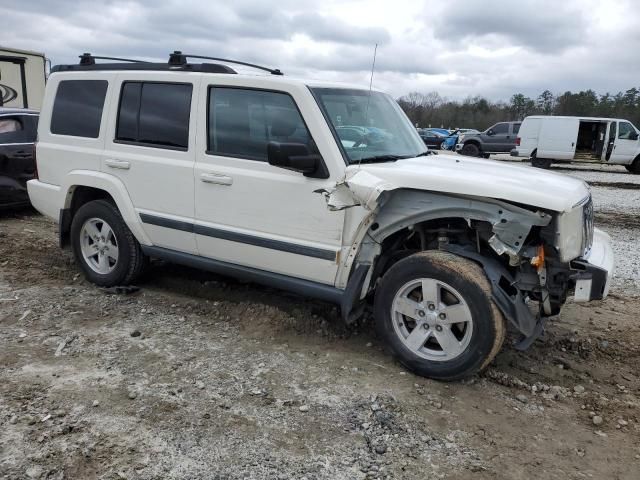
[610,121,640,164]
[102,74,199,253]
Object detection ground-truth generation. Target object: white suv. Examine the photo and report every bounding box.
[28,52,614,380]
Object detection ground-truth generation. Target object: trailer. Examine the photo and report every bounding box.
[0,47,46,110]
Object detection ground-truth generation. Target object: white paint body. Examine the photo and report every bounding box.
[513,115,640,165]
[28,69,611,296]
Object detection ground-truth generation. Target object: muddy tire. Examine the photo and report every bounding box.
[374,251,505,381]
[625,156,640,174]
[70,200,147,287]
[461,143,480,157]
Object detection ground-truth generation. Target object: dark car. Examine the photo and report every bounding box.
[455,121,521,158]
[418,128,447,149]
[0,108,38,209]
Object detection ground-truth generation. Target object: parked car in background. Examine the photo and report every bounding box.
[418,128,447,149]
[336,125,391,148]
[0,107,38,208]
[427,127,451,136]
[456,122,521,158]
[442,128,480,151]
[511,115,640,173]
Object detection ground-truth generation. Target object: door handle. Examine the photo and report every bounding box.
[105,159,130,170]
[200,173,233,186]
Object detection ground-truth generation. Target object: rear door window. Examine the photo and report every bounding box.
[115,82,192,150]
[512,123,521,134]
[50,80,108,138]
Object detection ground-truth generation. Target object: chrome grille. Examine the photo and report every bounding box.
[582,196,594,255]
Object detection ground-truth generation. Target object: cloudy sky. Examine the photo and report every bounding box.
[2,0,639,100]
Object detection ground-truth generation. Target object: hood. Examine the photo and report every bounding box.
[342,154,589,213]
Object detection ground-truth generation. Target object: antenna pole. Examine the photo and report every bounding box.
[358,43,379,170]
[368,43,378,92]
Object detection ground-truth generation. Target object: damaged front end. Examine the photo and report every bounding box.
[322,169,610,350]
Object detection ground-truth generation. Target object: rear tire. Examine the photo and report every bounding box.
[70,200,147,287]
[531,155,552,169]
[625,156,640,174]
[461,143,480,157]
[374,251,505,381]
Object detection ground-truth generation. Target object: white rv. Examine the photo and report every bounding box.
[0,47,46,110]
[511,115,640,174]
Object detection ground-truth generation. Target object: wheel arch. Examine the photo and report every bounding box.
[59,171,151,248]
[338,189,551,321]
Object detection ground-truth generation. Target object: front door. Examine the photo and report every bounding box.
[611,121,640,164]
[483,122,510,151]
[193,85,344,285]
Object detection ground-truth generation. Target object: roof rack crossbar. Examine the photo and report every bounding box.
[79,53,151,66]
[169,51,283,75]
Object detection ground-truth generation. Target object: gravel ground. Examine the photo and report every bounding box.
[1,162,639,479]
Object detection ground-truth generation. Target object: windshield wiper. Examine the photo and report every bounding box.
[415,150,436,157]
[355,154,410,164]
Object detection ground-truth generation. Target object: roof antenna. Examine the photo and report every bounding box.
[358,43,378,169]
[368,43,378,93]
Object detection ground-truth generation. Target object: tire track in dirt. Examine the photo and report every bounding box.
[588,181,640,190]
[595,211,640,229]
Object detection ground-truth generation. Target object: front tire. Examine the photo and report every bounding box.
[374,251,505,381]
[625,156,640,174]
[70,200,147,287]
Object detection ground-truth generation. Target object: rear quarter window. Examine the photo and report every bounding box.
[50,80,108,138]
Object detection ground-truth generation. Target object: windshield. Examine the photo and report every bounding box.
[311,88,428,163]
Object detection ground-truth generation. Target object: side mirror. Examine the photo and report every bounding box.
[267,142,329,179]
[630,132,639,141]
[486,129,495,136]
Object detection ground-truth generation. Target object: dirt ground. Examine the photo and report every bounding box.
[1,165,640,479]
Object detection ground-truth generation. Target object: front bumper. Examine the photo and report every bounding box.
[455,143,463,152]
[572,228,614,302]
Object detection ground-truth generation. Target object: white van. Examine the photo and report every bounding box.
[511,115,640,173]
[0,47,47,110]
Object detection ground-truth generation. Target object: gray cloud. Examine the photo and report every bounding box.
[432,1,587,53]
[1,0,640,101]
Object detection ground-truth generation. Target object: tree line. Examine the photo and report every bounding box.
[397,88,640,131]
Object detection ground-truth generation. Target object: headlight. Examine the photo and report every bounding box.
[555,195,593,262]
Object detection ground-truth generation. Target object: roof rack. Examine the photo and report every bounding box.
[50,51,283,76]
[79,53,150,65]
[51,52,237,74]
[168,51,283,75]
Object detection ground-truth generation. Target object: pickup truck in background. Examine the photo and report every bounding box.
[456,121,521,158]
